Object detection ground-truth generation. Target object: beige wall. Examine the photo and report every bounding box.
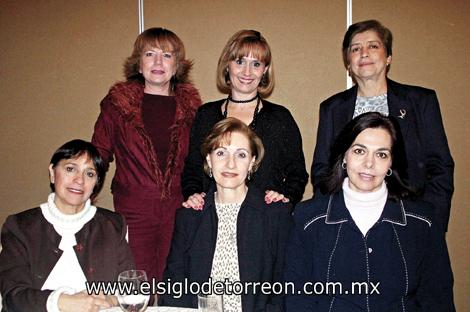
[1,0,468,308]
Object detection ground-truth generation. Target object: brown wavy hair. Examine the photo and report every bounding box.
[216,30,274,98]
[201,117,265,178]
[123,27,192,87]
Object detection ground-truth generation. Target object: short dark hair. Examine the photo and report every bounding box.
[216,30,274,97]
[49,139,106,201]
[319,112,413,200]
[342,20,393,70]
[123,27,192,87]
[201,117,264,178]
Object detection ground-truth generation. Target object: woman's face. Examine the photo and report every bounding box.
[228,52,267,99]
[347,30,391,83]
[49,153,97,214]
[345,127,392,193]
[206,131,256,193]
[139,45,177,94]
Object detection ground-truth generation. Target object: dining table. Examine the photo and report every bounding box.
[103,307,198,311]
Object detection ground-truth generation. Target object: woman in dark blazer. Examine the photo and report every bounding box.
[0,140,134,312]
[161,118,292,311]
[286,113,454,311]
[311,20,454,230]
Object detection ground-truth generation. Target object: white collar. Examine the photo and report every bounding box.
[342,178,387,207]
[40,193,96,249]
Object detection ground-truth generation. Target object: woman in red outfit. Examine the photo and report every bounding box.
[92,28,202,282]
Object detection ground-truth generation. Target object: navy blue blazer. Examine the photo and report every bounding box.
[284,192,455,311]
[161,187,293,311]
[311,79,454,230]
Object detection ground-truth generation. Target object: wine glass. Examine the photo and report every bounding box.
[117,270,150,312]
[198,293,223,312]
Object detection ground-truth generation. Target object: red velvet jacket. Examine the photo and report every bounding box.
[92,81,202,203]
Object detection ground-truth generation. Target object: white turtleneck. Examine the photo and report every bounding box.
[342,178,388,236]
[40,193,97,312]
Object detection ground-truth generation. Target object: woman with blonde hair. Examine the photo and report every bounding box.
[182,29,308,210]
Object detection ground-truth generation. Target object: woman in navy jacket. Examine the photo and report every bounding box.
[161,118,292,311]
[285,113,454,311]
[311,20,454,231]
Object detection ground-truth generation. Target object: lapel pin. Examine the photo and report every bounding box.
[398,109,406,119]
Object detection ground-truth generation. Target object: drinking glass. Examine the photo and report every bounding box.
[117,270,150,312]
[198,293,223,312]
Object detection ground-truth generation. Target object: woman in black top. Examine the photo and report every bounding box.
[163,118,292,311]
[182,29,308,208]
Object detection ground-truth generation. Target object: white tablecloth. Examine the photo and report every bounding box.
[102,307,197,311]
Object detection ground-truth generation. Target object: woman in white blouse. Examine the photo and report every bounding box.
[0,139,134,312]
[162,118,292,311]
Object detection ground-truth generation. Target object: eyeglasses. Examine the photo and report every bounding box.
[348,41,383,54]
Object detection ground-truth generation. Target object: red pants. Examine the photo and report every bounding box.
[113,191,178,282]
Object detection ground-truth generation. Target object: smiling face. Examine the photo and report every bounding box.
[228,52,268,100]
[139,45,177,95]
[345,127,392,193]
[49,153,98,214]
[206,131,256,195]
[347,30,391,83]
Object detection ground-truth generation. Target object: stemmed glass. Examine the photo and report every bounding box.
[198,293,224,312]
[117,270,150,312]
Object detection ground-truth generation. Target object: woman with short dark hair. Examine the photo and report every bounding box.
[0,140,134,312]
[286,113,454,311]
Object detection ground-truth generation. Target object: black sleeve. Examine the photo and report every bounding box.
[266,204,294,310]
[181,108,210,199]
[415,218,455,311]
[420,91,454,230]
[277,110,309,204]
[311,101,334,194]
[159,209,198,308]
[283,205,318,310]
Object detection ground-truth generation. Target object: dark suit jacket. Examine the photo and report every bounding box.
[312,79,454,230]
[0,207,135,311]
[285,192,454,311]
[160,187,293,311]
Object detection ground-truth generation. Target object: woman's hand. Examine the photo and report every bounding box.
[182,192,206,210]
[57,291,111,312]
[265,190,290,204]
